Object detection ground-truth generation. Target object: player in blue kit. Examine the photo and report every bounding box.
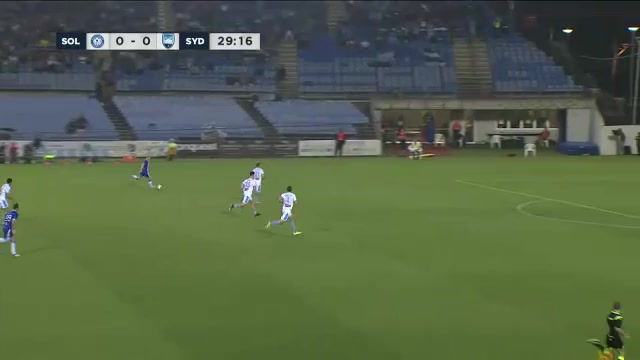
[0,203,19,257]
[131,157,155,189]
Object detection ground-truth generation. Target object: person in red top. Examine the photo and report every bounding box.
[452,121,462,147]
[335,129,346,157]
[397,128,407,149]
[539,127,550,148]
[9,142,19,164]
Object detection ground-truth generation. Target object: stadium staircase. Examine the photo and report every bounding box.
[276,39,299,98]
[453,38,493,95]
[326,0,348,34]
[353,123,376,139]
[351,102,377,139]
[235,99,278,138]
[102,100,136,140]
[156,1,175,32]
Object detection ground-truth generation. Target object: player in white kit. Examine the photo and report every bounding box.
[251,162,265,201]
[266,186,302,235]
[229,171,261,217]
[0,178,13,210]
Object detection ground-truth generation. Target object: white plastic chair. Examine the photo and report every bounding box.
[490,135,502,149]
[434,133,446,147]
[524,143,537,157]
[541,139,549,148]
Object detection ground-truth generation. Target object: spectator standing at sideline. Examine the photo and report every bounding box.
[452,121,462,148]
[335,129,346,157]
[167,139,177,161]
[397,128,407,150]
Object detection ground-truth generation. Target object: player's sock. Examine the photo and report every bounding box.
[254,193,260,201]
[131,175,138,180]
[252,207,257,216]
[270,220,280,226]
[0,238,6,243]
[147,181,154,188]
[10,242,16,255]
[232,204,242,208]
[290,220,297,233]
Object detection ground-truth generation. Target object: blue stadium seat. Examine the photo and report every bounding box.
[488,34,583,93]
[296,0,464,94]
[0,94,117,140]
[114,96,263,140]
[299,30,458,93]
[255,100,366,135]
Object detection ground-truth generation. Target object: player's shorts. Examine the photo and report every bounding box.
[606,334,623,350]
[281,208,292,221]
[139,170,151,179]
[242,194,253,204]
[0,198,8,209]
[254,181,262,192]
[3,227,13,240]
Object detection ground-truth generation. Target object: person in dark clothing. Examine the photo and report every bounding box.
[606,302,627,360]
[397,116,404,133]
[335,129,346,157]
[452,121,463,148]
[587,301,629,360]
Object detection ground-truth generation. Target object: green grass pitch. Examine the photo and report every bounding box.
[0,155,638,360]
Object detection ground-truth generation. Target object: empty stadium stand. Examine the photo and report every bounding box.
[488,34,582,93]
[163,67,276,93]
[254,100,368,135]
[113,96,264,140]
[0,94,118,140]
[0,72,95,91]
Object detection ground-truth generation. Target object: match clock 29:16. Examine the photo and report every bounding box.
[209,33,261,51]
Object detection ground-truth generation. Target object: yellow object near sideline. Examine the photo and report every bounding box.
[407,153,435,159]
[43,155,56,160]
[167,142,177,160]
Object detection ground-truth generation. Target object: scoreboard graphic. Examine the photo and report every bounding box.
[56,33,261,51]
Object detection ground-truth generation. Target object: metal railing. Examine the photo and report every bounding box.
[2,122,378,142]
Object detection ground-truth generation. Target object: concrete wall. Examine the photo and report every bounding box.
[566,109,593,142]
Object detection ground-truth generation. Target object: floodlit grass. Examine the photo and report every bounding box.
[0,155,638,360]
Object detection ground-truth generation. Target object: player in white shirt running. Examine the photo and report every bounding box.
[0,178,14,210]
[266,186,302,235]
[229,171,261,217]
[251,162,265,201]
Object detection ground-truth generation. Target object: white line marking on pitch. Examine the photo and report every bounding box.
[456,180,640,220]
[516,200,640,229]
